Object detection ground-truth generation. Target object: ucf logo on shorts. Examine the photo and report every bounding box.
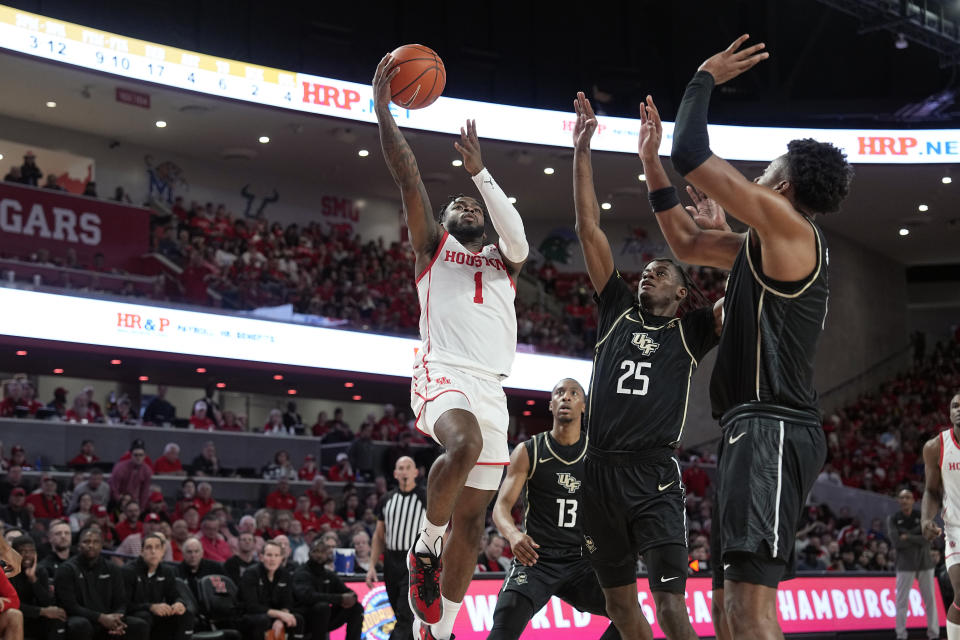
[514,572,527,585]
[556,472,581,493]
[631,332,660,356]
[584,536,596,554]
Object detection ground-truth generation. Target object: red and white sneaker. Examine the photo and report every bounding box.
[413,618,454,640]
[408,545,442,624]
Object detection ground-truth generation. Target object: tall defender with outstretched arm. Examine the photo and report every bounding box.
[373,53,529,640]
[648,36,853,640]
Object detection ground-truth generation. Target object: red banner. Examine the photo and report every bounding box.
[336,575,945,640]
[0,182,149,269]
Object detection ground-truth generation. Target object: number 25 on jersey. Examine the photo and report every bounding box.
[617,360,651,396]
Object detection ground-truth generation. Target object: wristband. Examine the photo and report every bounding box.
[648,186,680,213]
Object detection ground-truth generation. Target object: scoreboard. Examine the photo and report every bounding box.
[0,5,958,164]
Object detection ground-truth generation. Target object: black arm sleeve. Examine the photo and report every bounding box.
[110,565,128,615]
[162,567,181,605]
[670,71,716,176]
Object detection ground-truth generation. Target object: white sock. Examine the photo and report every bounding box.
[948,620,960,640]
[430,597,462,640]
[415,518,447,557]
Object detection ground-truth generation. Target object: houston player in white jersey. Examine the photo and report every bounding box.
[922,391,960,639]
[373,54,529,640]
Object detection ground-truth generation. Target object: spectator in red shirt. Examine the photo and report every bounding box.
[189,402,216,430]
[681,457,711,498]
[182,505,201,536]
[67,439,100,467]
[476,532,509,572]
[194,482,215,519]
[153,443,186,475]
[317,498,344,531]
[0,380,25,417]
[144,492,170,523]
[91,504,117,548]
[376,404,401,440]
[109,443,153,510]
[310,411,329,438]
[306,476,326,511]
[199,514,232,563]
[218,410,245,432]
[169,519,189,562]
[19,381,42,416]
[327,453,355,483]
[82,385,103,421]
[115,500,144,542]
[64,393,96,424]
[293,495,321,533]
[25,475,63,519]
[7,446,32,471]
[298,454,319,481]
[265,478,296,512]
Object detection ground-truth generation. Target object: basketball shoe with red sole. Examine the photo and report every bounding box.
[414,617,454,640]
[408,547,442,623]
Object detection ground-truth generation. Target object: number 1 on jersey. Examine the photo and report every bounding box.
[473,271,484,304]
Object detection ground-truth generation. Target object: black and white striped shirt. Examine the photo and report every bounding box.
[378,486,427,551]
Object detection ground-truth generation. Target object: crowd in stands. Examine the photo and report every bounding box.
[817,331,960,498]
[3,151,727,359]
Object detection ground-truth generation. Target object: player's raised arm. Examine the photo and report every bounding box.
[571,92,614,292]
[455,119,529,274]
[670,36,832,280]
[492,444,539,566]
[638,95,744,271]
[373,54,440,261]
[921,436,945,541]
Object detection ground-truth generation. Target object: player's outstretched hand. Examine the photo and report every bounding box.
[637,95,662,161]
[573,92,598,151]
[373,53,400,112]
[454,119,484,176]
[509,532,540,566]
[685,186,730,231]
[922,519,943,542]
[699,34,769,85]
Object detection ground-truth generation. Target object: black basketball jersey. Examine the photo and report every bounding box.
[710,222,829,419]
[521,430,588,553]
[587,273,719,452]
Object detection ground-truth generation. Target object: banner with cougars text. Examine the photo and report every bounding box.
[0,181,149,268]
[335,576,945,640]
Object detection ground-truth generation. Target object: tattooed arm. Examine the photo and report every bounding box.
[373,54,440,272]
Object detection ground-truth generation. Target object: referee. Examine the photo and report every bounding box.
[367,456,426,640]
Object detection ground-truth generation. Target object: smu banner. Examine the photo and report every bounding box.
[0,182,149,268]
[337,576,944,640]
[1,6,958,164]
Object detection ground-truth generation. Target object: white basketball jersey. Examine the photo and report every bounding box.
[940,429,960,526]
[416,232,517,378]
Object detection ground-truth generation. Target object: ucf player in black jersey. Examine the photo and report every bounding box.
[489,378,621,640]
[572,92,723,640]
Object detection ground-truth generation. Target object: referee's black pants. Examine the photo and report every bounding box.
[384,549,413,640]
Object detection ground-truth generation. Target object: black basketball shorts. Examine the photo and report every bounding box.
[581,449,689,592]
[712,403,827,589]
[499,551,607,615]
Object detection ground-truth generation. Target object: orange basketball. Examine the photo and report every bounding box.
[388,44,446,110]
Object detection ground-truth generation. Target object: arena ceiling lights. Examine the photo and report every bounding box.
[0,287,593,394]
[1,6,958,165]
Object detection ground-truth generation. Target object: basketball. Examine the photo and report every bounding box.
[388,44,446,110]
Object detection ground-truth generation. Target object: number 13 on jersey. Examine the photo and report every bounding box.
[617,360,651,395]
